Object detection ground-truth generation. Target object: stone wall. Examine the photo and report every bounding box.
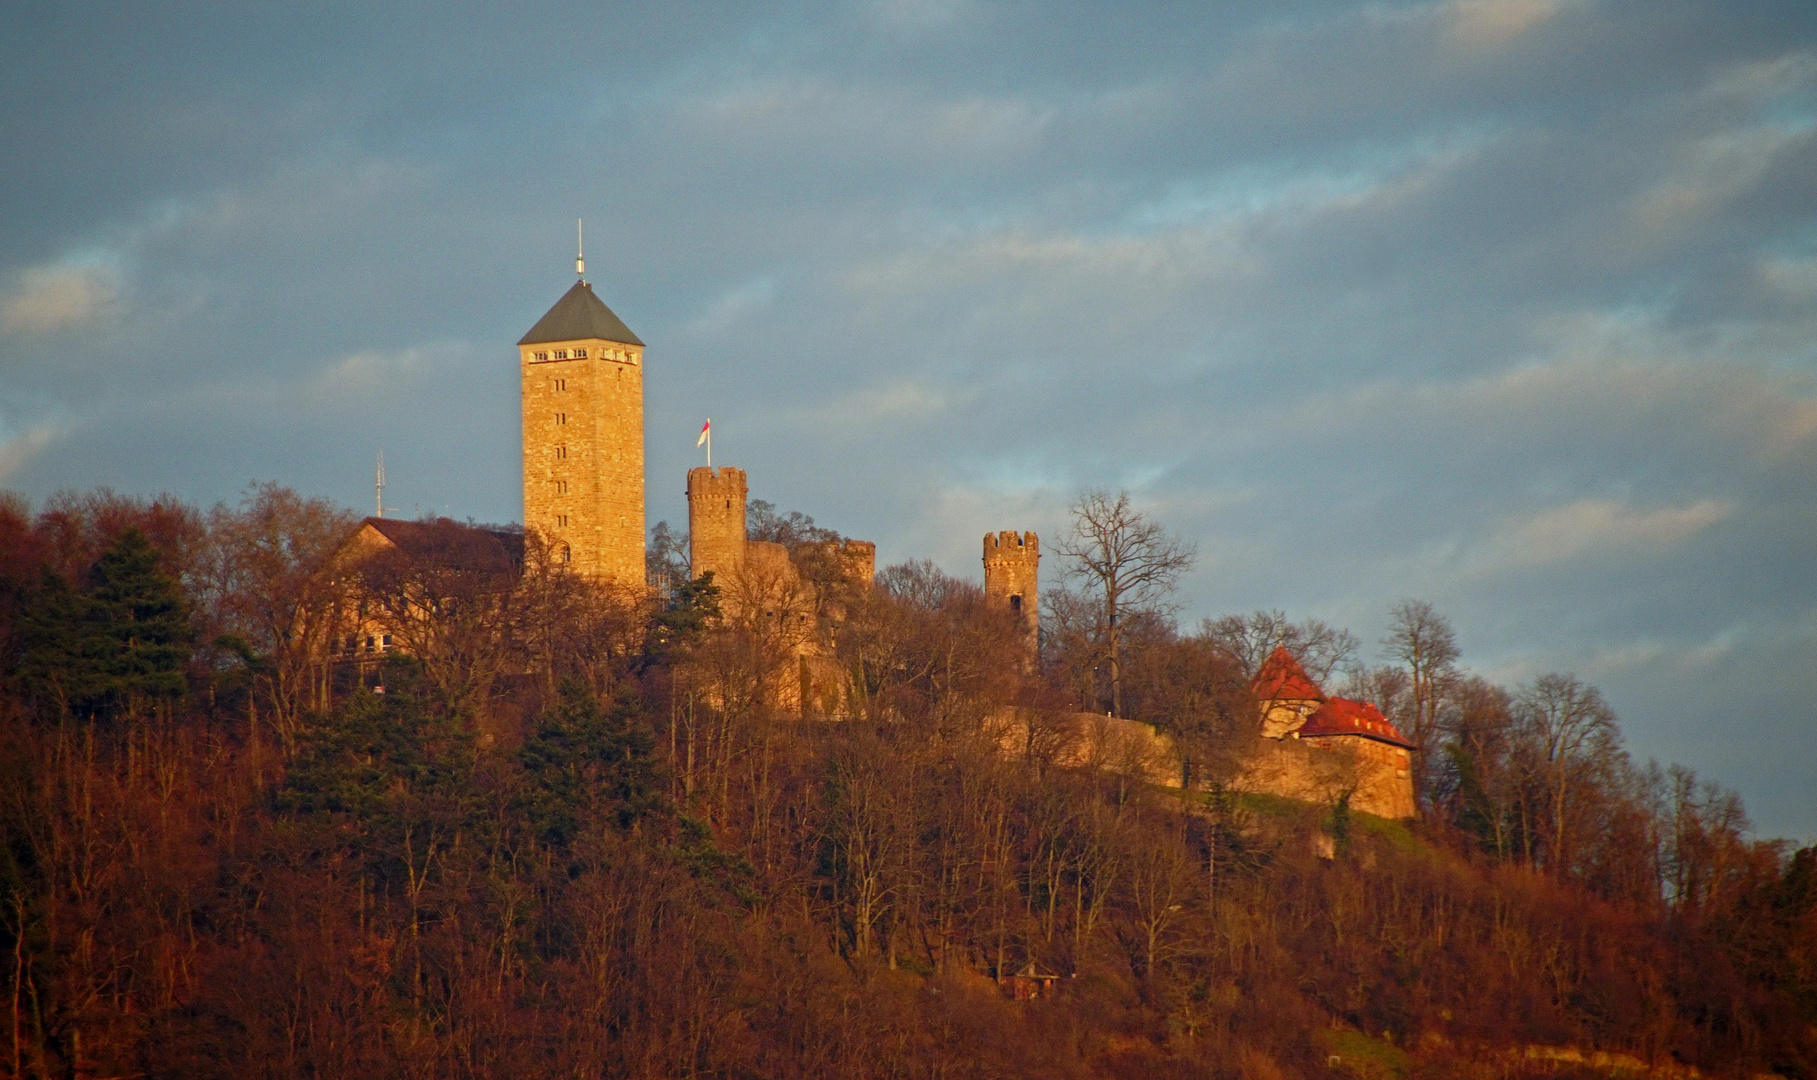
[521,337,645,587]
[1234,734,1415,820]
[983,531,1039,662]
[686,466,748,585]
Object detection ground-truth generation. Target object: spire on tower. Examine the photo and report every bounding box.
[576,218,585,281]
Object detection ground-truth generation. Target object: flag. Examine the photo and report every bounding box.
[697,420,711,447]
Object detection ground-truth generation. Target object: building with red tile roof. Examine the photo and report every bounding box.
[1236,648,1416,819]
[1301,697,1415,750]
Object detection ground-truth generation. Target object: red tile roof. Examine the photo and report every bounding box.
[1251,646,1326,702]
[1301,697,1415,749]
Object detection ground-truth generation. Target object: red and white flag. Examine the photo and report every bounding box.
[697,419,711,447]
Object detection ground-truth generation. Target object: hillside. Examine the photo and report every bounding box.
[0,488,1813,1080]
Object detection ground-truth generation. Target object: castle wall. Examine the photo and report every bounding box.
[522,338,644,587]
[1235,735,1415,820]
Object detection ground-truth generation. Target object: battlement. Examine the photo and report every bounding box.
[687,465,748,497]
[983,530,1039,562]
[807,537,876,587]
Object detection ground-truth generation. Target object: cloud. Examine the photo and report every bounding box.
[1445,0,1571,48]
[1,260,120,333]
[1471,497,1734,571]
[0,419,63,481]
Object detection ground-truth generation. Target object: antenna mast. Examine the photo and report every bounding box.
[577,218,585,281]
[375,452,385,518]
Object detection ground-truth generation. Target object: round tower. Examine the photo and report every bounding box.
[983,531,1039,660]
[687,466,748,584]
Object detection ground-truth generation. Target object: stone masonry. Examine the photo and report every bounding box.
[982,531,1039,663]
[519,280,645,588]
[686,466,748,585]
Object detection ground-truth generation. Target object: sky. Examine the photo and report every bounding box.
[1,0,1814,836]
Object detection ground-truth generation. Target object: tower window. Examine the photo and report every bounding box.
[555,480,568,494]
[556,445,567,459]
[556,412,566,425]
[554,378,566,392]
[557,514,568,528]
[1010,594,1022,613]
[573,347,587,358]
[554,349,569,360]
[560,543,571,564]
[533,351,549,362]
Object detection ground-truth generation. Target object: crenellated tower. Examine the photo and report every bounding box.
[983,531,1040,662]
[687,466,748,585]
[519,278,645,587]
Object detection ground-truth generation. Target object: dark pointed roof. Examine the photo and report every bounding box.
[518,280,643,346]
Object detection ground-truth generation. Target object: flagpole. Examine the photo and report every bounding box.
[707,422,712,468]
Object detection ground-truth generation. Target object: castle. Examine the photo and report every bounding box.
[328,270,1415,818]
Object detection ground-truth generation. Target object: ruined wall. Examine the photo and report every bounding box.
[522,338,644,587]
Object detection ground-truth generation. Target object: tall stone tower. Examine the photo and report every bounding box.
[983,531,1039,660]
[519,279,645,587]
[687,466,748,584]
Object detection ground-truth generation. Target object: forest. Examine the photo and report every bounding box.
[1,483,1813,1080]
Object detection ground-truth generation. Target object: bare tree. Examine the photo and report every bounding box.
[1382,599,1460,814]
[199,483,358,750]
[1513,672,1618,873]
[1199,609,1360,685]
[1052,490,1196,717]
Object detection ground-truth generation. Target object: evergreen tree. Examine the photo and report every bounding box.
[88,527,193,716]
[519,681,664,852]
[14,566,109,717]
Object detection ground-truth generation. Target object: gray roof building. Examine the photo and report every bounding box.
[517,280,643,346]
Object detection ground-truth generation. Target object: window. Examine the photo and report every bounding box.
[532,351,549,362]
[1009,594,1022,613]
[573,347,587,358]
[554,378,566,391]
[554,349,569,360]
[557,514,568,528]
[555,479,568,494]
[555,412,566,425]
[364,635,375,653]
[381,634,392,650]
[560,543,571,564]
[556,445,567,459]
